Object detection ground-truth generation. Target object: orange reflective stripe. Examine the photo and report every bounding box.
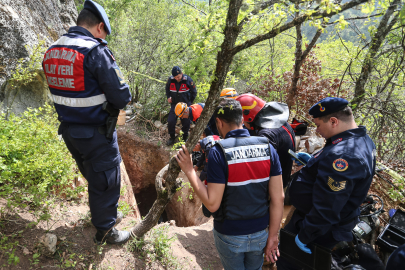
[282,126,295,149]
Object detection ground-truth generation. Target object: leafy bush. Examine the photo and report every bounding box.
[0,104,81,212]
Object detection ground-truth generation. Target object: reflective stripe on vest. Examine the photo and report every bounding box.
[170,83,176,92]
[223,143,270,186]
[52,94,106,107]
[43,33,108,125]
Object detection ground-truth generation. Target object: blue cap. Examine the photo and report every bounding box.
[83,0,111,35]
[172,66,182,77]
[309,97,349,118]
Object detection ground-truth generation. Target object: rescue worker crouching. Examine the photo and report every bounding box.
[174,102,219,137]
[42,0,131,244]
[175,98,285,270]
[236,94,295,188]
[166,66,197,145]
[276,97,376,270]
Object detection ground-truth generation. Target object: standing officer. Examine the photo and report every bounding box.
[276,97,376,270]
[236,94,295,188]
[175,98,284,269]
[42,0,131,244]
[166,66,197,145]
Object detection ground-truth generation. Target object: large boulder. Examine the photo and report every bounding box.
[0,0,78,115]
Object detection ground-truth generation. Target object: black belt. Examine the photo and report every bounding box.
[295,209,356,226]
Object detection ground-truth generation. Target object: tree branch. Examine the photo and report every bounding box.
[326,13,383,25]
[352,0,401,108]
[230,0,369,56]
[181,0,207,15]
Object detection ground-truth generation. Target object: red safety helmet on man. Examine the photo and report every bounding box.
[235,94,266,123]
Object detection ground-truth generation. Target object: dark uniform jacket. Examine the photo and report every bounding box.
[43,26,131,125]
[289,126,376,244]
[257,123,295,187]
[165,74,196,106]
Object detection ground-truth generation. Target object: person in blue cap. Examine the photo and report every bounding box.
[166,66,197,145]
[276,97,376,270]
[42,0,131,244]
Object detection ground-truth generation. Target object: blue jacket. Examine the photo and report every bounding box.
[165,74,196,105]
[289,126,376,244]
[43,26,131,125]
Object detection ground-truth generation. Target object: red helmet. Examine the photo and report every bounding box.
[235,94,265,123]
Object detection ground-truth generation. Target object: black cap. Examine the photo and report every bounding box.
[172,66,181,77]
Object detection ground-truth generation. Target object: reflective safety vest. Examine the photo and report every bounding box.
[43,34,109,125]
[217,136,271,220]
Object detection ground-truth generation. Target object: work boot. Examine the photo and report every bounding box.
[94,227,130,245]
[116,211,123,225]
[183,134,188,142]
[166,136,176,146]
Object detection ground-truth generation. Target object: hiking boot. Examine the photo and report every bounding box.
[183,134,189,142]
[116,211,123,225]
[166,136,176,146]
[94,227,130,245]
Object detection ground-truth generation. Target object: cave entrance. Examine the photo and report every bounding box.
[118,130,210,227]
[134,184,168,223]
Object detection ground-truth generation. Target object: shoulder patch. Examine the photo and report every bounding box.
[114,67,126,85]
[191,81,193,86]
[333,158,348,172]
[332,138,342,144]
[328,177,346,192]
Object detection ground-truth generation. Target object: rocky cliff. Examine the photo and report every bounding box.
[0,0,77,114]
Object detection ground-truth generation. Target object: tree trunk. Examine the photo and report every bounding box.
[352,0,400,109]
[130,0,244,238]
[287,22,323,107]
[129,0,372,238]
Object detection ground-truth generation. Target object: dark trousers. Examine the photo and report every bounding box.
[59,124,121,231]
[276,212,339,270]
[168,105,191,137]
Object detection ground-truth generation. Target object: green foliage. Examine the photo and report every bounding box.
[9,39,46,88]
[127,224,178,268]
[171,131,185,151]
[0,229,23,267]
[0,104,81,216]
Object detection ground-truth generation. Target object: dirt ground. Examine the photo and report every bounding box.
[1,121,403,270]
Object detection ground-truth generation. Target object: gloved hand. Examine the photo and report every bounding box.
[295,235,312,254]
[291,152,312,165]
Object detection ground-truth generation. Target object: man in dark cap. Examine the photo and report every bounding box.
[276,97,376,270]
[42,0,131,244]
[166,66,197,145]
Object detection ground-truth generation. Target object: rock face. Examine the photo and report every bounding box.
[119,161,141,221]
[0,0,78,114]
